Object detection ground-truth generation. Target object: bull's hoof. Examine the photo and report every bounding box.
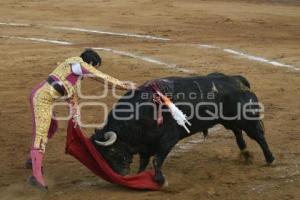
[266,155,275,166]
[154,175,166,186]
[28,176,48,192]
[162,179,169,188]
[239,150,253,165]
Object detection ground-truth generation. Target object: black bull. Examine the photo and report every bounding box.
[91,73,275,185]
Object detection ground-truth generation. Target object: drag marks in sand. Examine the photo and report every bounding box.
[0,34,194,74]
[0,22,170,41]
[1,21,298,71]
[198,44,300,71]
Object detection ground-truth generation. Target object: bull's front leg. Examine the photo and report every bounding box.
[152,156,166,185]
[138,153,150,173]
[152,136,178,186]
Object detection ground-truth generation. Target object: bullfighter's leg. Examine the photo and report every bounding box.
[138,153,151,173]
[28,83,55,191]
[25,118,58,169]
[242,120,275,164]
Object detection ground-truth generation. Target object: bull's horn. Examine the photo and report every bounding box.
[94,131,117,146]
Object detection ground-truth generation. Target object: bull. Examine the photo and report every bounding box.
[90,73,275,185]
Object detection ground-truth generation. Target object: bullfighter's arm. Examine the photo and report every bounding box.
[73,62,135,90]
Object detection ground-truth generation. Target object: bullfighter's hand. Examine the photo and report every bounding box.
[72,114,80,128]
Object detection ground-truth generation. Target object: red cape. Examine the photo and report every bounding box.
[65,120,161,190]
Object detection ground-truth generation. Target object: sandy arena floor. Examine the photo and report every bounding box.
[0,0,299,199]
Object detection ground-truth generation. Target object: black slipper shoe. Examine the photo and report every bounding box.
[28,176,48,192]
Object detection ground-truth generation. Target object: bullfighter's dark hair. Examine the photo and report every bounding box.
[80,49,102,67]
